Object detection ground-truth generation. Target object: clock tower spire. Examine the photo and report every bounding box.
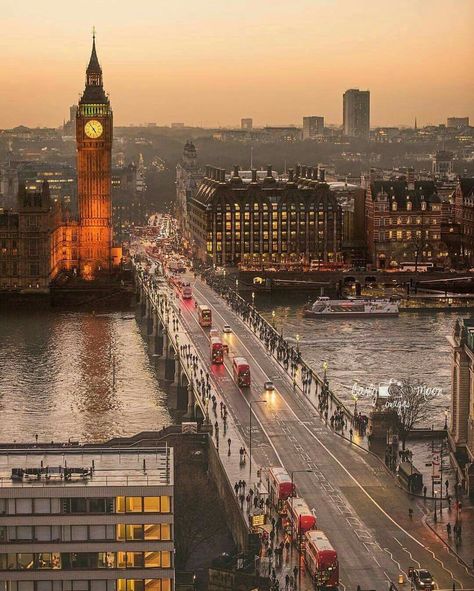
[76,31,113,278]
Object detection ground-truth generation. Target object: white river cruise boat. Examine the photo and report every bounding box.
[303,297,399,318]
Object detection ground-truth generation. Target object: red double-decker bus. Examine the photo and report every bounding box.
[210,337,224,364]
[285,497,316,540]
[198,305,212,327]
[304,530,339,588]
[232,357,251,387]
[268,467,295,513]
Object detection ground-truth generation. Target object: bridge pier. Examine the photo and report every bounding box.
[153,317,164,356]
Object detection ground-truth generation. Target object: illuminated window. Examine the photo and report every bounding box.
[160,496,171,513]
[116,497,125,513]
[396,231,403,240]
[126,497,143,513]
[144,497,160,513]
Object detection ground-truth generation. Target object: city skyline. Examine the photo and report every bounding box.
[1,0,473,129]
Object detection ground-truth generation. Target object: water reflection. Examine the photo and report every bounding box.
[0,311,172,442]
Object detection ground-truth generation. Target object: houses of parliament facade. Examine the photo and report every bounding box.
[0,35,116,290]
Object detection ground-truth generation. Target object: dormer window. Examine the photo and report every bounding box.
[407,200,412,211]
[421,200,427,211]
[391,200,397,211]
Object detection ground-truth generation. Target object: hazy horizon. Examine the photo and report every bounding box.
[1,0,473,129]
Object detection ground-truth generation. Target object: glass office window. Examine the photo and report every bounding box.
[143,497,160,512]
[125,497,143,513]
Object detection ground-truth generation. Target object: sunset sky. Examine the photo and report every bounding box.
[1,0,473,129]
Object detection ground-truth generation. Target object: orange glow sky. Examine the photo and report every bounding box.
[1,0,473,128]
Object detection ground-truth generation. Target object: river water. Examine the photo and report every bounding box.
[0,310,172,443]
[255,292,466,428]
[0,297,464,442]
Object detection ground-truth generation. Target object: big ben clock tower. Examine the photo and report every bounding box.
[76,32,113,277]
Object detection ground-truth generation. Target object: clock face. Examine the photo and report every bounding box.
[84,120,103,139]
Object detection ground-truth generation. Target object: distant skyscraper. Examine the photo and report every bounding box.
[241,118,253,130]
[343,89,370,138]
[303,116,324,139]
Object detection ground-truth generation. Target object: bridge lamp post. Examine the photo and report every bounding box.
[323,361,328,382]
[444,408,448,430]
[251,291,255,308]
[296,334,300,354]
[271,310,276,328]
[249,399,267,477]
[235,279,239,291]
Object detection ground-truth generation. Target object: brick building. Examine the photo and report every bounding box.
[366,179,448,269]
[188,164,342,268]
[454,178,474,265]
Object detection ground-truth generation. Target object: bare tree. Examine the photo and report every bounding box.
[387,378,433,450]
[174,469,229,569]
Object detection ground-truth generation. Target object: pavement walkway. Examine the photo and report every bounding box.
[426,503,474,572]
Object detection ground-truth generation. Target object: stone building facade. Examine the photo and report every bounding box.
[188,164,342,268]
[448,319,474,497]
[175,141,202,246]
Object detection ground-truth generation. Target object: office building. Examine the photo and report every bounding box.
[302,117,324,140]
[447,117,469,129]
[0,447,174,591]
[188,164,342,268]
[241,118,253,130]
[343,89,370,138]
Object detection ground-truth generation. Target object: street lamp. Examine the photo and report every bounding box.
[444,408,448,430]
[296,334,300,354]
[323,361,328,382]
[272,310,276,328]
[235,279,239,291]
[434,490,438,523]
[251,291,255,308]
[249,399,267,476]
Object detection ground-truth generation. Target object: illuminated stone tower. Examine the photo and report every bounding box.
[76,32,113,277]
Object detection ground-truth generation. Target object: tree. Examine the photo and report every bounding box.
[174,468,229,569]
[387,378,433,450]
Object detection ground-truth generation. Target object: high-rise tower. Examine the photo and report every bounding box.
[76,32,113,277]
[343,89,370,139]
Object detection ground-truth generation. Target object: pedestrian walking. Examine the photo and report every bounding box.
[285,574,290,590]
[234,482,239,495]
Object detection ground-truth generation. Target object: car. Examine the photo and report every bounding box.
[411,569,434,590]
[264,380,275,391]
[223,324,232,333]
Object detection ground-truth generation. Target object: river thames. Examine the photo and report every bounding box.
[256,293,466,428]
[0,300,464,441]
[0,310,172,443]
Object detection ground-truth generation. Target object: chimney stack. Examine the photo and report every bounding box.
[266,164,273,178]
[319,168,326,182]
[233,165,239,177]
[251,169,257,183]
[288,168,294,183]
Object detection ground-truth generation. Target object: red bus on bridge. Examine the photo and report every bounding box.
[210,337,224,364]
[198,305,212,327]
[304,530,339,588]
[285,497,316,540]
[268,467,295,513]
[232,357,250,387]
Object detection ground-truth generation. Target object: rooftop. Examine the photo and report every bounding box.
[0,447,173,489]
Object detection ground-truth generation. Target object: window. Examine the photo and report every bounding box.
[143,497,160,512]
[16,499,32,514]
[38,552,60,569]
[17,553,34,569]
[126,497,143,513]
[34,499,50,514]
